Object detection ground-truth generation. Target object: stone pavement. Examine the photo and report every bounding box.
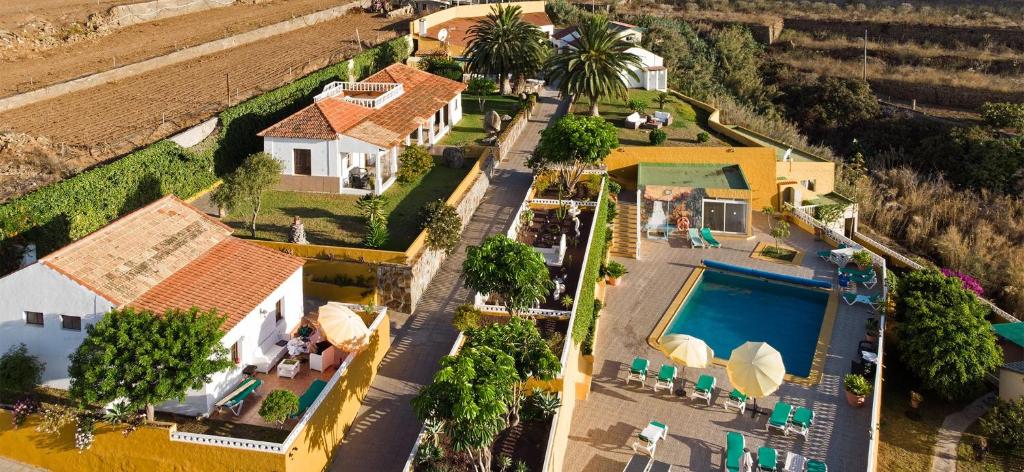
[0,457,46,472]
[564,213,876,471]
[329,88,567,471]
[930,392,996,472]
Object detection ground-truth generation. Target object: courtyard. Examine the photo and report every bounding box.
[564,211,877,471]
[572,90,733,147]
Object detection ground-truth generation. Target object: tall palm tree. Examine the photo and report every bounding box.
[545,15,643,116]
[465,4,549,95]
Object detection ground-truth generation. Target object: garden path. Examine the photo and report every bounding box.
[929,392,996,472]
[328,87,567,471]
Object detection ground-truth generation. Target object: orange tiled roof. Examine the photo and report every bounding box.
[41,195,305,332]
[424,12,552,48]
[131,238,304,332]
[258,63,466,148]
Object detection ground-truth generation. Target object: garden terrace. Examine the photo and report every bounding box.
[517,208,596,312]
[215,156,476,251]
[571,90,732,147]
[528,172,604,204]
[441,94,522,146]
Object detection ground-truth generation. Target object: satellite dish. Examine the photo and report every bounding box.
[437,28,449,42]
[783,148,792,162]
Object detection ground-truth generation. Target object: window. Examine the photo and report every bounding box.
[702,199,748,234]
[275,298,284,323]
[25,311,43,326]
[61,315,82,331]
[801,180,817,192]
[231,341,240,364]
[293,149,312,176]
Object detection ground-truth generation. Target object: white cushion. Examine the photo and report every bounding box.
[626,112,642,123]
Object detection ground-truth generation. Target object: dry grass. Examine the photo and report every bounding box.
[778,30,1024,61]
[856,168,1024,315]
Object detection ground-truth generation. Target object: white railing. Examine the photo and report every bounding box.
[171,304,388,454]
[402,333,467,472]
[476,303,571,319]
[314,81,404,109]
[529,198,600,207]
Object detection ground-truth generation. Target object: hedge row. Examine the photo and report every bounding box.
[571,178,610,344]
[0,140,216,255]
[0,36,411,263]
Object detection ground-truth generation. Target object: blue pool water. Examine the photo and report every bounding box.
[665,269,829,377]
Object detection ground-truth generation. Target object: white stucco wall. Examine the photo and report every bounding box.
[263,137,337,176]
[157,268,305,416]
[999,368,1024,401]
[0,264,115,389]
[449,95,463,127]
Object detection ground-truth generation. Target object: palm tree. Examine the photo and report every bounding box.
[465,4,549,95]
[545,15,643,116]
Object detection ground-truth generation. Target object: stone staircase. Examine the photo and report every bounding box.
[610,194,638,258]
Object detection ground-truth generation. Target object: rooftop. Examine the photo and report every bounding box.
[41,195,304,331]
[423,11,552,48]
[258,63,466,148]
[994,322,1024,348]
[638,162,749,190]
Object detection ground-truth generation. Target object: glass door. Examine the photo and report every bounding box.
[702,199,747,234]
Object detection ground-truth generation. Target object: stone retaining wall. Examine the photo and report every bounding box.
[108,0,236,28]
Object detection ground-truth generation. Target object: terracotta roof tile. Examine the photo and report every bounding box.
[258,63,465,148]
[131,238,305,332]
[425,12,552,47]
[42,196,233,304]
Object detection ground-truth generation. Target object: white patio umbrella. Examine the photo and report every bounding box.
[661,334,713,395]
[317,302,371,352]
[727,341,785,415]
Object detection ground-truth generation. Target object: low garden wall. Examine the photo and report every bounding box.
[493,95,536,161]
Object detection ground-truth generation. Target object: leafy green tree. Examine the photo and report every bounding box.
[211,152,282,237]
[465,4,549,95]
[259,390,299,426]
[639,16,720,99]
[68,307,232,421]
[397,145,434,183]
[895,270,1003,400]
[0,343,45,395]
[981,102,1024,133]
[412,345,518,472]
[980,398,1024,448]
[356,194,390,248]
[467,77,498,112]
[711,25,775,112]
[419,199,462,254]
[545,15,642,116]
[462,235,553,314]
[464,318,560,426]
[786,77,879,130]
[530,114,618,196]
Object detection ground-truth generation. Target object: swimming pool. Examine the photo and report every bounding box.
[663,269,830,378]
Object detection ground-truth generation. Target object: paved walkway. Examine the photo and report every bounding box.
[930,392,996,472]
[329,88,566,471]
[565,214,877,471]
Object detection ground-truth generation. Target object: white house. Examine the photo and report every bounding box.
[552,22,667,92]
[259,63,466,196]
[0,196,306,416]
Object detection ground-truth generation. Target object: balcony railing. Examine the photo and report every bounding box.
[314,81,404,109]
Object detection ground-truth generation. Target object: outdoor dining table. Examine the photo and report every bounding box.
[830,247,858,266]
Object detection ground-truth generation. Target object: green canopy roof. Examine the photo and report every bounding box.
[637,163,749,190]
[994,322,1024,348]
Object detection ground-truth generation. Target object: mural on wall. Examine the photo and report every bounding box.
[640,185,709,231]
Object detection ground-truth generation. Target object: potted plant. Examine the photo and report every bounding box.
[864,317,881,342]
[603,261,628,286]
[909,391,923,409]
[844,374,872,407]
[852,250,873,270]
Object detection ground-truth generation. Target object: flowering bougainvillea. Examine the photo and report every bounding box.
[942,268,985,297]
[12,398,39,429]
[75,415,95,453]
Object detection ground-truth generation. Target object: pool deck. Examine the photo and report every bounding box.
[564,212,877,471]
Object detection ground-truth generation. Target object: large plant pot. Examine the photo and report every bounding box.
[845,389,866,407]
[606,276,622,287]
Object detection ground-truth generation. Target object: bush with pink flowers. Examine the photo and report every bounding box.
[942,268,985,297]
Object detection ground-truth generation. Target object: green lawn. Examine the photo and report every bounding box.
[572,90,731,147]
[444,94,521,145]
[222,158,474,251]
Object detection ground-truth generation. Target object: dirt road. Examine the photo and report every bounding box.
[1,0,366,97]
[0,12,406,197]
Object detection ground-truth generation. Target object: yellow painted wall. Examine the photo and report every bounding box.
[287,312,391,471]
[303,260,377,305]
[605,146,779,210]
[0,415,283,472]
[410,1,546,41]
[776,160,836,199]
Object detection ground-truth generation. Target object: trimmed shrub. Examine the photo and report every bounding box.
[397,145,434,183]
[419,199,462,254]
[259,390,299,425]
[0,344,45,395]
[572,178,609,343]
[452,304,482,332]
[979,398,1024,448]
[649,128,668,145]
[419,56,463,81]
[696,131,711,143]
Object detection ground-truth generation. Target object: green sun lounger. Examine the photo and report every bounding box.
[805,459,827,472]
[290,379,328,419]
[725,431,745,472]
[692,374,716,405]
[724,389,748,413]
[688,228,705,248]
[654,364,677,392]
[700,227,721,248]
[766,401,793,434]
[790,406,814,438]
[849,271,878,288]
[217,378,262,415]
[626,357,649,386]
[757,447,778,471]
